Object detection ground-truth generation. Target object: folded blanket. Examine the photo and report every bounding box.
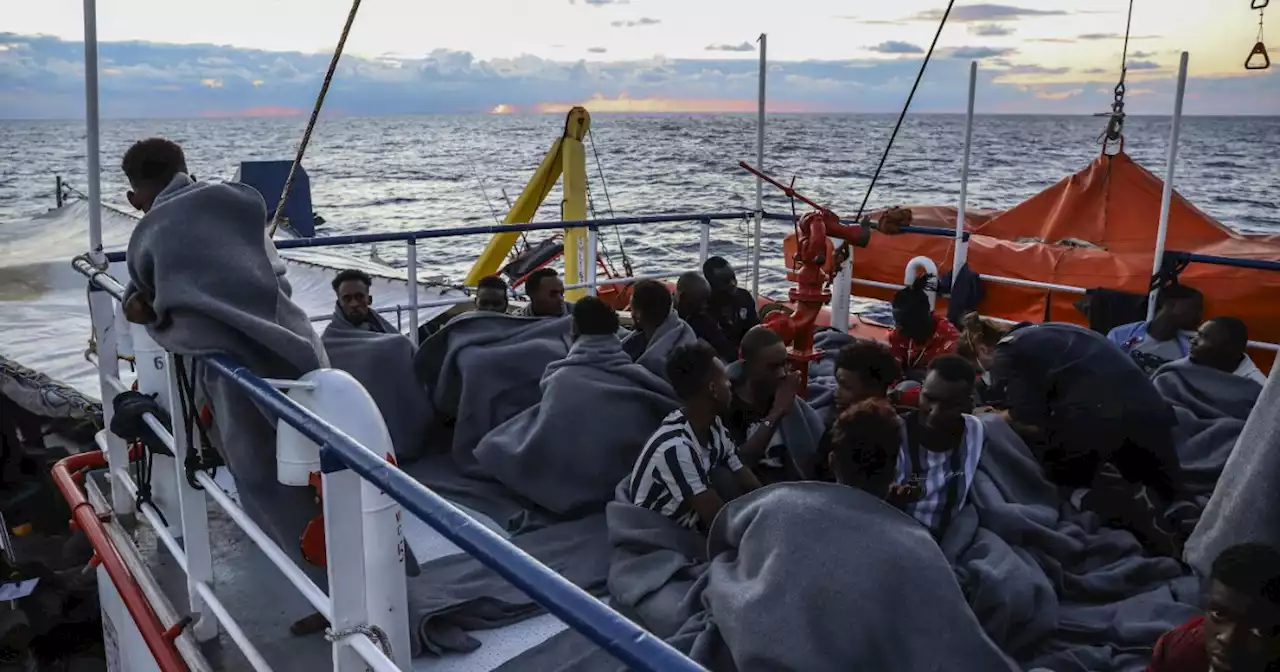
[323,303,428,461]
[939,414,1202,671]
[1186,357,1280,578]
[474,336,680,515]
[620,311,698,380]
[406,513,610,657]
[413,312,572,469]
[669,482,1018,672]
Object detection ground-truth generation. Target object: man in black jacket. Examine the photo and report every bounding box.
[988,322,1184,556]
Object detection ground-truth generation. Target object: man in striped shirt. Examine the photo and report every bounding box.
[896,355,985,538]
[627,341,762,532]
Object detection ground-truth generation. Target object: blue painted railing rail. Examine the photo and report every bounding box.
[1164,250,1280,273]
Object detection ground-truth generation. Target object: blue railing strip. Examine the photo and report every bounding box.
[202,354,706,672]
[1165,250,1280,273]
[758,211,965,240]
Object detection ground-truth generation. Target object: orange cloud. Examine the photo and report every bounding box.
[1034,88,1084,101]
[199,106,306,118]
[534,93,820,114]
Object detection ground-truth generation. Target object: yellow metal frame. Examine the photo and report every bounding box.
[464,107,592,300]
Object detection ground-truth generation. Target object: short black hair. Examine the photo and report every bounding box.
[526,268,559,294]
[666,341,721,400]
[703,256,733,278]
[630,279,671,320]
[927,354,977,385]
[831,399,901,483]
[835,340,902,389]
[477,275,508,292]
[739,325,782,361]
[332,268,373,293]
[1207,316,1249,352]
[121,138,186,188]
[572,295,619,336]
[892,273,933,313]
[1211,543,1280,605]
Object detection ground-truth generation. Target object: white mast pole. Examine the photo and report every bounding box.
[83,0,104,262]
[954,61,977,270]
[751,33,766,297]
[1147,51,1189,322]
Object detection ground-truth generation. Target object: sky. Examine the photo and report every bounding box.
[1,0,1276,118]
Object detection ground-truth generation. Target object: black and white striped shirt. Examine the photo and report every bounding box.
[628,410,744,530]
[895,413,984,537]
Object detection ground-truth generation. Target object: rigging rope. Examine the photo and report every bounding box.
[587,129,631,275]
[852,0,957,222]
[268,0,363,237]
[1100,0,1136,151]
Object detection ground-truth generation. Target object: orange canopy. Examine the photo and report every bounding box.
[850,151,1280,369]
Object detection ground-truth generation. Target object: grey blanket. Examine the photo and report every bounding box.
[414,311,572,468]
[474,336,680,515]
[620,311,698,380]
[406,513,611,657]
[939,414,1202,671]
[805,329,858,412]
[125,174,328,585]
[1186,356,1280,578]
[322,303,428,461]
[1152,358,1261,503]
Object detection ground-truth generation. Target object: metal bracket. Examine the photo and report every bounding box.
[1246,41,1271,70]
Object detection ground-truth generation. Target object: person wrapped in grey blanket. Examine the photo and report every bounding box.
[1186,354,1280,579]
[118,138,328,585]
[938,413,1202,671]
[413,311,571,469]
[474,299,681,515]
[322,302,428,462]
[620,279,698,380]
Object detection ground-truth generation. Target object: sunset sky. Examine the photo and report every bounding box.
[1,0,1275,118]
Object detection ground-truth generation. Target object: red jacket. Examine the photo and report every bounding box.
[1147,616,1209,672]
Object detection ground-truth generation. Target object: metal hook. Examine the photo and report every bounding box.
[1252,0,1268,10]
[1246,41,1271,70]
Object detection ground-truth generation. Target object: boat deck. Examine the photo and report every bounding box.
[86,471,576,672]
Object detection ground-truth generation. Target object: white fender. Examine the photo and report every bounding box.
[904,256,940,310]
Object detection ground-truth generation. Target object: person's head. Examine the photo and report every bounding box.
[526,268,565,317]
[122,138,188,213]
[332,269,374,324]
[958,312,1009,371]
[475,275,509,313]
[629,279,672,332]
[1191,316,1250,373]
[666,341,732,413]
[703,256,737,296]
[830,399,903,499]
[892,273,936,341]
[739,325,788,394]
[834,340,902,412]
[1203,543,1280,672]
[675,271,711,317]
[571,295,619,340]
[1155,283,1205,331]
[918,354,976,438]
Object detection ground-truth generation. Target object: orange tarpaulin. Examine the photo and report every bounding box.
[849,151,1280,370]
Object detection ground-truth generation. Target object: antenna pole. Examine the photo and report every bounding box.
[751,33,767,298]
[82,0,104,262]
[954,61,977,269]
[1147,52,1189,322]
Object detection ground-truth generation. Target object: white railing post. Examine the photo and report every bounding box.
[406,239,420,344]
[586,227,599,297]
[129,326,182,540]
[82,0,104,261]
[698,219,711,266]
[89,288,133,517]
[751,33,767,298]
[954,61,977,270]
[1148,51,1189,322]
[323,464,370,672]
[831,242,853,332]
[162,353,216,641]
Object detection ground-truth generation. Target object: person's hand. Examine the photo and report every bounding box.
[123,290,157,325]
[769,371,801,419]
[887,483,923,508]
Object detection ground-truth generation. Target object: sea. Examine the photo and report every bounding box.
[1,113,1278,395]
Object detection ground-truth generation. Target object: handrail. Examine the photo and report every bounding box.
[759,211,966,240]
[1165,250,1280,273]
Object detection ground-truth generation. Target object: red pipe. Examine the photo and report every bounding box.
[52,451,190,672]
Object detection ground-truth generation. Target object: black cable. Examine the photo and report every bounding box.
[853,0,957,222]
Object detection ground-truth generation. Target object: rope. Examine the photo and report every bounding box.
[1101,0,1136,151]
[325,623,393,659]
[852,0,957,222]
[268,0,363,237]
[587,129,631,276]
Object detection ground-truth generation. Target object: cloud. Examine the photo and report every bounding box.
[1126,60,1161,70]
[1130,50,1154,58]
[587,47,608,54]
[913,4,1066,22]
[868,41,924,54]
[1078,33,1160,41]
[610,17,661,28]
[969,23,1015,36]
[942,46,1018,59]
[1,33,1273,118]
[1029,38,1074,44]
[705,42,756,53]
[1034,87,1084,101]
[569,0,629,5]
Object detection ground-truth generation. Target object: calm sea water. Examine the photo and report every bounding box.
[0,113,1277,392]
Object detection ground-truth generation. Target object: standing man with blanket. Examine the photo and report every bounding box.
[118,138,329,589]
[330,268,398,333]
